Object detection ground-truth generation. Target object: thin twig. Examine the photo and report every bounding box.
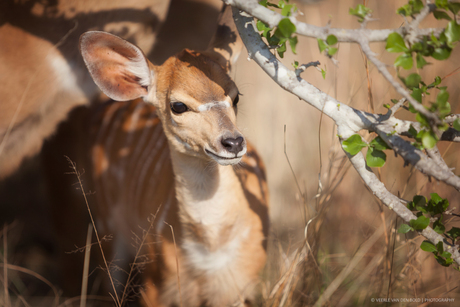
[120,208,162,305]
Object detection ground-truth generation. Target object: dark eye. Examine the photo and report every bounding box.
[233,95,239,107]
[171,102,188,114]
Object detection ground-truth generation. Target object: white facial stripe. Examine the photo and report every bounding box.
[197,101,230,112]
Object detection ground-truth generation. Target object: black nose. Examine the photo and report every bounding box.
[221,136,244,154]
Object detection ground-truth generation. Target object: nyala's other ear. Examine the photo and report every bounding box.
[79,31,152,101]
[203,4,243,72]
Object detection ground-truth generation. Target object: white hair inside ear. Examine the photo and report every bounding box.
[125,52,152,88]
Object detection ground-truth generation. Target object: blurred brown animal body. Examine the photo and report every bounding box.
[80,6,269,306]
[0,0,171,179]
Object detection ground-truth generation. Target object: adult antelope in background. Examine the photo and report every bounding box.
[78,5,269,306]
[0,0,223,179]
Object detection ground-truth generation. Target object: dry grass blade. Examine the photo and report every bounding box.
[80,224,93,307]
[65,156,121,307]
[3,224,10,307]
[164,222,183,307]
[314,226,384,307]
[337,253,384,307]
[59,295,114,307]
[165,222,182,307]
[0,263,60,306]
[140,289,154,307]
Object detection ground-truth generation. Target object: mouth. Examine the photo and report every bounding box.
[205,149,243,165]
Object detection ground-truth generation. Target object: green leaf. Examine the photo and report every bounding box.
[405,73,422,88]
[326,35,338,46]
[289,36,298,54]
[436,89,450,104]
[420,240,437,252]
[433,219,446,234]
[413,0,424,11]
[430,192,443,203]
[416,113,429,127]
[370,137,391,151]
[321,68,326,79]
[436,241,444,253]
[429,76,442,88]
[427,193,449,215]
[436,89,451,117]
[349,4,372,22]
[397,4,411,16]
[446,227,460,240]
[328,47,338,56]
[432,47,451,60]
[408,125,418,137]
[257,20,271,38]
[448,3,460,14]
[277,42,287,58]
[433,10,452,20]
[366,147,386,168]
[435,0,449,9]
[342,134,368,155]
[436,255,454,266]
[445,21,460,45]
[453,118,460,131]
[398,224,413,234]
[416,54,428,68]
[317,38,328,53]
[386,33,409,53]
[441,251,452,259]
[259,0,268,7]
[395,54,413,69]
[410,215,430,230]
[416,204,428,213]
[275,18,296,39]
[411,88,422,104]
[420,130,438,149]
[412,195,427,209]
[281,4,295,16]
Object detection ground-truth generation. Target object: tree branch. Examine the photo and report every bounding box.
[223,0,443,43]
[346,150,460,266]
[359,39,442,133]
[230,5,460,265]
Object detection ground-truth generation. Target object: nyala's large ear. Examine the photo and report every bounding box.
[80,31,152,101]
[203,4,243,72]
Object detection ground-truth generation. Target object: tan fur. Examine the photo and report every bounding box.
[80,5,269,306]
[90,100,268,306]
[0,0,170,179]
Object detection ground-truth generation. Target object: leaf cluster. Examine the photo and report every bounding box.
[385,0,460,149]
[317,35,338,57]
[257,0,298,58]
[349,4,372,22]
[397,0,424,17]
[420,241,455,267]
[342,135,391,168]
[398,194,460,268]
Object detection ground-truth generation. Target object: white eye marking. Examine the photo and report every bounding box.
[197,101,230,112]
